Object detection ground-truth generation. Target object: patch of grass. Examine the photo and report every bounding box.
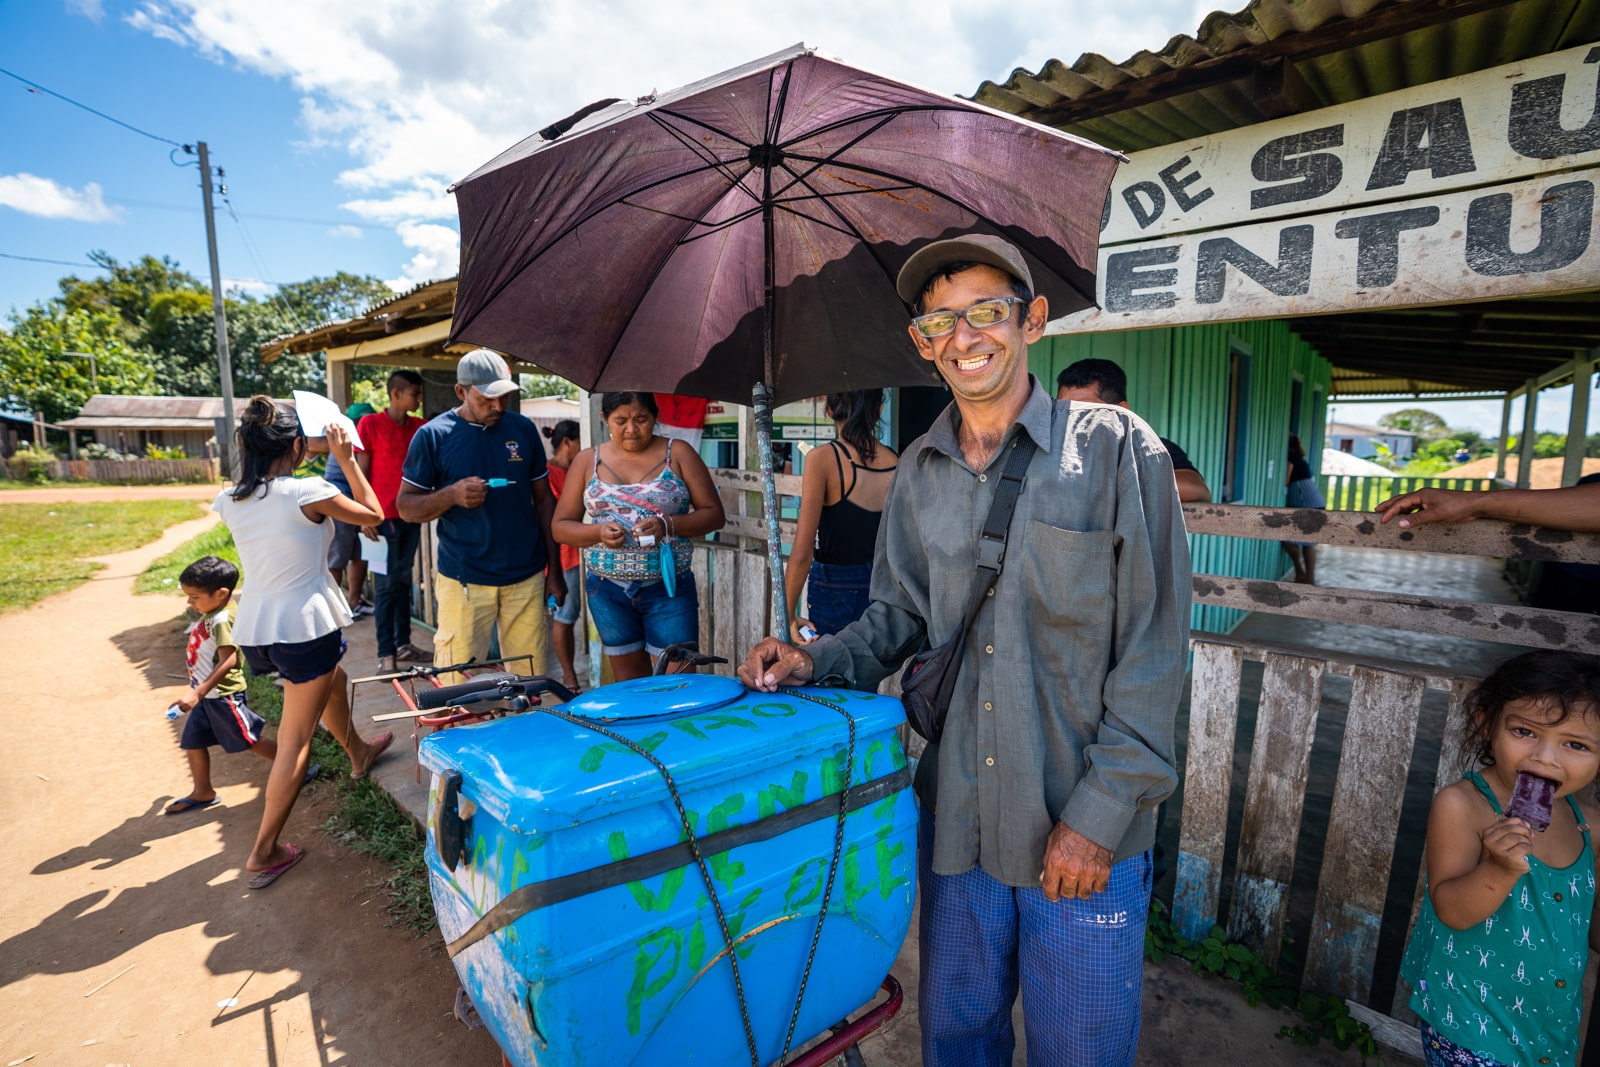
[137,522,239,594]
[244,672,436,935]
[0,500,207,613]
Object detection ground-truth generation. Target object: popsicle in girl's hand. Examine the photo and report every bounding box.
[1507,771,1557,832]
[486,478,517,488]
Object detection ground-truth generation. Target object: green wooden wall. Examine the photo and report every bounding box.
[1031,321,1333,633]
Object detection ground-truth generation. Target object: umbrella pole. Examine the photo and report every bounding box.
[751,381,791,643]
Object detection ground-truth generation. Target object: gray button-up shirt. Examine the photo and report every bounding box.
[807,377,1191,886]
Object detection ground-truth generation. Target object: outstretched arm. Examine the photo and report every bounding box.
[1377,482,1600,532]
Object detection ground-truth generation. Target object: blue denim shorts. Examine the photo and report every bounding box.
[807,560,872,636]
[242,630,347,684]
[552,565,581,625]
[584,570,698,656]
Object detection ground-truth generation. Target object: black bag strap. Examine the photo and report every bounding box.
[955,434,1038,626]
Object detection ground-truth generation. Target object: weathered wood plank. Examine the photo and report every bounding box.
[691,547,713,667]
[718,513,799,545]
[735,549,771,652]
[1191,575,1600,654]
[709,467,803,498]
[1175,641,1244,941]
[1189,630,1487,692]
[1345,999,1429,1064]
[711,546,738,671]
[1303,667,1425,1001]
[1393,676,1478,1020]
[1180,503,1600,565]
[1229,651,1325,966]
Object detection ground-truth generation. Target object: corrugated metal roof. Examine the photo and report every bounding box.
[72,396,252,420]
[971,0,1600,152]
[261,278,457,360]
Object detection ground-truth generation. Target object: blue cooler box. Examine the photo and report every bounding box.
[418,675,917,1067]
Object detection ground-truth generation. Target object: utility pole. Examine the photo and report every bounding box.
[196,141,237,479]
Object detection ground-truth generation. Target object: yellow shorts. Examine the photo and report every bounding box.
[432,572,548,683]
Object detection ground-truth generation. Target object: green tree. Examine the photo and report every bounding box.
[275,272,392,326]
[1379,408,1450,442]
[519,372,579,399]
[0,305,153,422]
[1534,432,1567,459]
[58,252,206,337]
[1588,433,1600,458]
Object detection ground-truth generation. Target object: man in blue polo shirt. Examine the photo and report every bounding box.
[397,350,567,680]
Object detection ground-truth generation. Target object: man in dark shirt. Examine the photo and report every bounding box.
[1056,359,1212,503]
[397,350,566,681]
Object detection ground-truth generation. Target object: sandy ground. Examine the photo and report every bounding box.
[1441,454,1600,488]
[0,508,500,1066]
[0,483,225,505]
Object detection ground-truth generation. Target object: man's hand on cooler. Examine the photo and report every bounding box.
[737,637,815,692]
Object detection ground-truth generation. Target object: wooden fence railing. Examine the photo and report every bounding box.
[1317,473,1499,512]
[28,457,221,483]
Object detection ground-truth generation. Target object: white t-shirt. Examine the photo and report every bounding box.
[213,477,354,646]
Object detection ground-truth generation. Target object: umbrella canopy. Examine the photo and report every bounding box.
[449,43,1122,405]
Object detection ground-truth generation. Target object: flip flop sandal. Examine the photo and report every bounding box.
[350,732,394,780]
[303,762,322,784]
[247,842,305,889]
[164,796,220,816]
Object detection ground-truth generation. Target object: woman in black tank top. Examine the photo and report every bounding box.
[783,390,899,643]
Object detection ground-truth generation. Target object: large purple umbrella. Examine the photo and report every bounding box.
[449,43,1122,639]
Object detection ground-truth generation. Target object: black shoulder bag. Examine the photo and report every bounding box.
[899,436,1036,743]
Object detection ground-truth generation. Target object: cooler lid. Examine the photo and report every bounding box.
[418,680,904,833]
[563,675,745,720]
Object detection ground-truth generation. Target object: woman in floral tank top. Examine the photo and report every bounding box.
[552,392,725,681]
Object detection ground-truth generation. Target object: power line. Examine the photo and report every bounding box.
[0,251,106,269]
[0,66,186,149]
[105,196,399,232]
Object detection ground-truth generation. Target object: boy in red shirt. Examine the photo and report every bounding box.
[356,370,426,672]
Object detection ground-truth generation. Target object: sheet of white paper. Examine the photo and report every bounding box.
[359,534,387,574]
[292,390,364,450]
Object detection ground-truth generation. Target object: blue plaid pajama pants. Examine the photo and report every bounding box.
[918,811,1152,1067]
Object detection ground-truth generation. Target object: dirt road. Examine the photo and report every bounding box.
[0,483,224,505]
[0,512,499,1065]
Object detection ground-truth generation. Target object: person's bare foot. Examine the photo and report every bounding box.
[350,731,394,779]
[561,675,582,694]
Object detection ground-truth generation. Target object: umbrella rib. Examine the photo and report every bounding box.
[646,112,754,196]
[778,161,908,292]
[777,103,976,152]
[770,112,902,200]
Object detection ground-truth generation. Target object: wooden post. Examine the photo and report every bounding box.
[1563,352,1593,488]
[1495,392,1513,482]
[1302,667,1424,1000]
[1517,378,1539,489]
[326,356,352,410]
[1229,651,1325,966]
[1174,641,1244,941]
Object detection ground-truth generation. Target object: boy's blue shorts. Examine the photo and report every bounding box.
[242,630,347,684]
[181,693,265,753]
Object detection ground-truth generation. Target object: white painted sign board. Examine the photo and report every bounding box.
[1052,42,1600,334]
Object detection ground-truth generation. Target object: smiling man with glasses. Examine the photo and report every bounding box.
[740,234,1191,1067]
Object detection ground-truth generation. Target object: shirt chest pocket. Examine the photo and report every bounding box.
[1017,522,1115,630]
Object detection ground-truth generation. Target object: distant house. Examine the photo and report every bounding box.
[58,395,252,459]
[1325,421,1416,461]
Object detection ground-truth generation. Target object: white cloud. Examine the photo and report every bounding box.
[224,277,275,295]
[0,173,122,222]
[327,224,363,238]
[384,221,459,291]
[126,0,1198,279]
[67,0,107,21]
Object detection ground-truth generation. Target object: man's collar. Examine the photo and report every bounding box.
[920,376,1052,467]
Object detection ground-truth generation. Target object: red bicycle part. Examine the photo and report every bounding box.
[784,975,903,1067]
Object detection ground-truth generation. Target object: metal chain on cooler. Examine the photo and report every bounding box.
[775,687,857,1062]
[537,706,761,1067]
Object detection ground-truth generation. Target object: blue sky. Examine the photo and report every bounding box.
[2,1,1591,438]
[0,0,1207,319]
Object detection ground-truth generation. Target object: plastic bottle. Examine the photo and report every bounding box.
[165,704,182,721]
